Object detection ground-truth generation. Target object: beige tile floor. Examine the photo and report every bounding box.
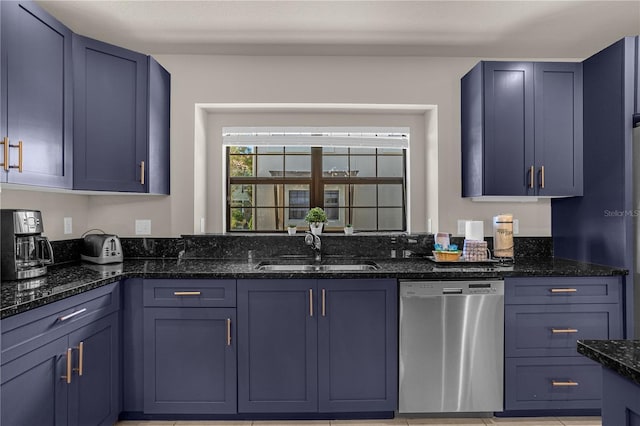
[115,416,601,426]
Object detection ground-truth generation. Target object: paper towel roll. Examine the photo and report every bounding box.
[464,221,484,241]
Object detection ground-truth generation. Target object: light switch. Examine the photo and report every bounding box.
[135,219,151,235]
[513,219,519,235]
[63,217,72,234]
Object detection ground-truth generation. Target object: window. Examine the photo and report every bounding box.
[225,129,408,232]
[288,190,309,220]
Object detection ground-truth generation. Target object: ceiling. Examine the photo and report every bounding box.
[36,0,640,58]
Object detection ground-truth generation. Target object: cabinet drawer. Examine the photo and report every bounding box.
[1,282,120,363]
[505,277,621,305]
[505,357,602,411]
[505,304,622,357]
[143,279,236,307]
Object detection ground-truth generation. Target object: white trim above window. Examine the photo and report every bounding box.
[222,126,409,149]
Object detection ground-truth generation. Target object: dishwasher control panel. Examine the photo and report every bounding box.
[400,279,504,297]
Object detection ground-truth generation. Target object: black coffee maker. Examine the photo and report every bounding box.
[1,209,54,280]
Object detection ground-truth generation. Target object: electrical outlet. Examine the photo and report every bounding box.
[200,217,205,233]
[427,218,432,233]
[135,219,152,235]
[63,217,72,234]
[513,219,520,235]
[457,220,467,235]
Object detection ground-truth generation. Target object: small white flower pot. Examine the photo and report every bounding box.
[344,227,354,235]
[310,223,323,235]
[287,227,297,235]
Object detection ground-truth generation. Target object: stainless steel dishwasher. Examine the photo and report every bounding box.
[399,280,504,414]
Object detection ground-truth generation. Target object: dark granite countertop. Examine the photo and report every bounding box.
[578,340,640,386]
[0,256,627,319]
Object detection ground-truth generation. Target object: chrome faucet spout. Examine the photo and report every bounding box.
[304,232,322,262]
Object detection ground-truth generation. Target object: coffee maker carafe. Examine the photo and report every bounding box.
[1,210,54,280]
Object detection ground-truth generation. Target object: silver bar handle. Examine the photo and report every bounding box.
[58,308,87,322]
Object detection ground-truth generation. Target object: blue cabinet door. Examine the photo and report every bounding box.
[73,34,148,192]
[635,35,640,117]
[534,62,583,196]
[143,307,237,414]
[483,62,534,196]
[147,57,170,195]
[68,313,120,426]
[0,1,72,188]
[237,279,318,413]
[601,367,640,426]
[317,279,397,413]
[463,61,583,197]
[1,335,69,426]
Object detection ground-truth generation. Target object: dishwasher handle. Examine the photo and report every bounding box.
[442,288,463,294]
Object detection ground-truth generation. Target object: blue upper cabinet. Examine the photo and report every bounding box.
[635,36,640,123]
[73,34,148,192]
[73,35,170,194]
[533,62,583,196]
[461,61,583,197]
[0,1,73,188]
[147,57,171,195]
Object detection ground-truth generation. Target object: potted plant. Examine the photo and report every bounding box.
[304,207,327,235]
[344,224,354,235]
[287,223,297,235]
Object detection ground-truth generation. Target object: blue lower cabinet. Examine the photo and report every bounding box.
[237,278,398,415]
[504,276,624,414]
[143,307,237,414]
[1,312,119,426]
[237,279,318,413]
[1,336,69,426]
[505,357,602,410]
[505,303,622,358]
[601,368,640,426]
[318,279,397,412]
[68,313,120,426]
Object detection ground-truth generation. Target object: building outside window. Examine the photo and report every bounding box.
[225,128,408,232]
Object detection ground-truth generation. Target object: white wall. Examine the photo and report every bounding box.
[2,54,555,240]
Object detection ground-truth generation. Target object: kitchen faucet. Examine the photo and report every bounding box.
[304,231,322,262]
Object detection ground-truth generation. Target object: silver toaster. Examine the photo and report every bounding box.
[81,233,123,264]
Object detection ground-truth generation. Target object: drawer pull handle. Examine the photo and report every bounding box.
[550,288,577,293]
[321,288,326,317]
[62,348,72,384]
[173,291,201,296]
[74,342,84,376]
[309,289,313,317]
[552,328,578,334]
[552,380,579,387]
[59,308,87,322]
[226,318,232,346]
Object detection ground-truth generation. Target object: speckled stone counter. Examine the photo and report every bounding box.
[578,340,640,385]
[0,256,626,319]
[577,340,640,425]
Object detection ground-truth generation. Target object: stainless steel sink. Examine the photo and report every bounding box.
[255,260,379,272]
